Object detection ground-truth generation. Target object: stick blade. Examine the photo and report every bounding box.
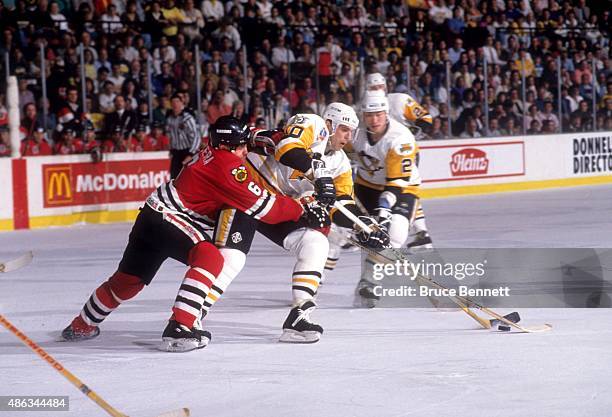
[154,408,190,417]
[0,251,33,273]
[520,324,553,333]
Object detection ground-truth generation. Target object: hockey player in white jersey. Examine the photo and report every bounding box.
[365,72,433,250]
[197,104,388,343]
[346,90,426,306]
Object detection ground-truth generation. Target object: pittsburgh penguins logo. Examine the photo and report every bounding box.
[357,151,383,176]
[231,166,248,183]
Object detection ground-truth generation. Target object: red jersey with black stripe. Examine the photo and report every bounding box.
[146,146,304,228]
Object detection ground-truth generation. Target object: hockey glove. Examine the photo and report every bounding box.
[248,128,283,156]
[300,196,331,235]
[356,216,391,248]
[311,156,336,206]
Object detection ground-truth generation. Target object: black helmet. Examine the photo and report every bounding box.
[209,116,250,148]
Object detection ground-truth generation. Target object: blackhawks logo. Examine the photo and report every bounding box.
[232,166,248,183]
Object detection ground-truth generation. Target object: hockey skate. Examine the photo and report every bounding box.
[159,320,211,352]
[279,300,323,343]
[355,279,380,308]
[407,231,434,252]
[61,316,100,341]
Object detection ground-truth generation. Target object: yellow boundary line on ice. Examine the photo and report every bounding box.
[421,175,612,199]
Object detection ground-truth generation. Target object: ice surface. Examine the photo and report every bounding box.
[1,185,611,417]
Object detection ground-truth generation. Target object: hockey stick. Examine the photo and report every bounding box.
[0,313,189,417]
[330,202,551,333]
[0,251,33,273]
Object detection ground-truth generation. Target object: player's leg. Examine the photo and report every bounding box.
[61,206,167,341]
[158,212,224,352]
[353,184,386,307]
[259,221,329,343]
[197,208,257,321]
[408,200,434,250]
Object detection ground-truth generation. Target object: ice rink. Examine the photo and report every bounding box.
[1,185,612,417]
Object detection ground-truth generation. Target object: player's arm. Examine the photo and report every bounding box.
[219,163,329,229]
[328,168,359,228]
[274,123,315,174]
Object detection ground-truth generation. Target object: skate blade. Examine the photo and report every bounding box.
[158,337,208,352]
[279,329,321,344]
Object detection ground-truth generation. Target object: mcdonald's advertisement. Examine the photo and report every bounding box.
[42,160,170,208]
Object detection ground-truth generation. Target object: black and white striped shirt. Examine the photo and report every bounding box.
[165,110,201,154]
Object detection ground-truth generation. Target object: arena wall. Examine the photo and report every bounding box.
[1,132,611,231]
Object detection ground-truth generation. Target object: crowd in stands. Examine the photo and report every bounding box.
[0,0,610,157]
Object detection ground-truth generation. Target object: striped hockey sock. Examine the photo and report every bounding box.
[172,266,216,328]
[79,272,144,326]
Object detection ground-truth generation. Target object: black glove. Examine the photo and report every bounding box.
[356,216,391,248]
[310,155,336,206]
[300,197,331,230]
[313,176,336,206]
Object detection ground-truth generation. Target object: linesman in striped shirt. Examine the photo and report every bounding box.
[166,94,201,178]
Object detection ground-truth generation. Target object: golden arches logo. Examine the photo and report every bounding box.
[45,166,73,205]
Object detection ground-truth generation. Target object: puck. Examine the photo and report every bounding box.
[498,324,511,332]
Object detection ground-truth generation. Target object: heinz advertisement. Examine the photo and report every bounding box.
[419,141,525,183]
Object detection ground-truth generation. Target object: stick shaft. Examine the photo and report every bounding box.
[0,313,128,417]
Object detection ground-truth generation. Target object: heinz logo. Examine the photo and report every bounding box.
[44,166,73,205]
[450,148,489,176]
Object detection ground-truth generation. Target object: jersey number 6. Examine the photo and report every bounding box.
[247,181,262,196]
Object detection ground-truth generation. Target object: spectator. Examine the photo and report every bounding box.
[18,79,35,109]
[572,100,593,131]
[0,125,11,157]
[460,117,481,138]
[54,129,84,155]
[448,38,465,66]
[487,117,503,136]
[104,95,137,139]
[21,127,52,157]
[271,36,296,68]
[21,103,40,140]
[100,4,124,35]
[82,122,101,154]
[181,0,204,43]
[537,101,560,132]
[56,87,86,138]
[201,0,224,22]
[103,126,130,153]
[149,121,171,151]
[207,90,232,125]
[527,119,541,135]
[161,0,185,38]
[429,118,446,139]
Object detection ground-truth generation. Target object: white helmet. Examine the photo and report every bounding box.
[322,102,359,134]
[361,90,389,113]
[366,72,386,89]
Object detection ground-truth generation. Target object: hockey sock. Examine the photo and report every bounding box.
[201,248,246,316]
[172,242,223,328]
[284,229,329,305]
[79,271,144,326]
[412,204,428,233]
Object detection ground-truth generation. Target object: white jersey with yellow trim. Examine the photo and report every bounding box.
[387,93,432,127]
[350,118,421,193]
[246,113,353,199]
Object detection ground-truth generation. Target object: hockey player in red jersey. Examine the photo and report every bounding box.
[61,116,330,352]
